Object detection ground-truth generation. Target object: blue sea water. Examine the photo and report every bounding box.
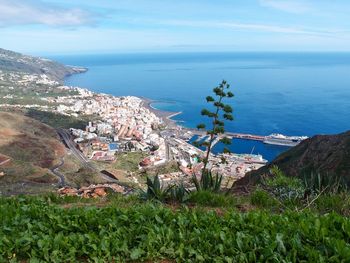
[51,52,350,161]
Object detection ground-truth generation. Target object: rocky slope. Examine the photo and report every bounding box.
[235,130,350,186]
[0,48,86,82]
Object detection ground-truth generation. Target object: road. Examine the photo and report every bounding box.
[56,128,118,183]
[49,157,66,187]
[57,128,91,166]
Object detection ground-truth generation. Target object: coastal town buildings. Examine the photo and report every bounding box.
[47,88,268,187]
[0,75,269,188]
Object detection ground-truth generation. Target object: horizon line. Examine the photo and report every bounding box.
[35,50,350,57]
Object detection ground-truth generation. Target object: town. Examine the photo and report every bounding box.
[43,86,268,187]
[0,57,268,189]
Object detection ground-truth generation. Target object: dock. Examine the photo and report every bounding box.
[166,111,183,120]
[226,132,265,141]
[187,129,265,142]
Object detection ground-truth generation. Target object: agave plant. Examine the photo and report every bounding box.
[167,183,190,203]
[142,175,169,201]
[262,166,305,203]
[192,169,223,193]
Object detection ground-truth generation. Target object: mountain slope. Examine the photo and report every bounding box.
[234,130,350,186]
[0,111,66,193]
[0,48,86,82]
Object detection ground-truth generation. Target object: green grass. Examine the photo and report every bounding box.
[114,152,147,172]
[1,195,350,262]
[188,190,236,208]
[142,161,180,176]
[314,193,350,216]
[250,188,280,209]
[64,167,105,188]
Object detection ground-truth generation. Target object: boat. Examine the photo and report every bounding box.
[220,153,268,164]
[263,133,308,147]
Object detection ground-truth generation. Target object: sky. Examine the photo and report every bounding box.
[1,0,350,55]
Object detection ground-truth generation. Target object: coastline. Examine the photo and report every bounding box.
[140,97,183,128]
[62,67,183,128]
[60,65,297,161]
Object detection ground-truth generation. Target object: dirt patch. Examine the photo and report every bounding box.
[0,128,20,137]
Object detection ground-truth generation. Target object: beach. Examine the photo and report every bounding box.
[141,97,182,128]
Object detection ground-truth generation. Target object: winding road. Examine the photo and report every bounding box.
[49,157,66,187]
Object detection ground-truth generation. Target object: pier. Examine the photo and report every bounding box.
[166,111,183,120]
[226,132,265,141]
[211,136,221,147]
[187,129,265,142]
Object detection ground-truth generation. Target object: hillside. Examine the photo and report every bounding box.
[0,48,86,82]
[0,48,86,107]
[0,111,66,194]
[234,130,350,187]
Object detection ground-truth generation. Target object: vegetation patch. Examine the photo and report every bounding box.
[1,195,350,262]
[64,167,104,188]
[113,152,147,172]
[25,109,91,129]
[188,190,236,208]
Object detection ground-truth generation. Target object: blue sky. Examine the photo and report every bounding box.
[1,0,350,54]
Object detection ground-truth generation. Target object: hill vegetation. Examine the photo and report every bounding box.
[0,48,86,108]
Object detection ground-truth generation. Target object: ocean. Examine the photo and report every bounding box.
[51,52,350,161]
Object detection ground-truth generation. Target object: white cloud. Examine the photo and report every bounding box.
[158,20,342,37]
[0,0,94,26]
[259,0,311,14]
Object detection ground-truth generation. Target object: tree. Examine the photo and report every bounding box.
[196,80,234,173]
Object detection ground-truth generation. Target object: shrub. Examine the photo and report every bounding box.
[266,166,304,189]
[250,188,279,209]
[262,166,305,206]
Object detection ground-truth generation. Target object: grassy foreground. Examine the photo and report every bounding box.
[1,195,350,262]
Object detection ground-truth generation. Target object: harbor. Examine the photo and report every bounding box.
[187,129,308,147]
